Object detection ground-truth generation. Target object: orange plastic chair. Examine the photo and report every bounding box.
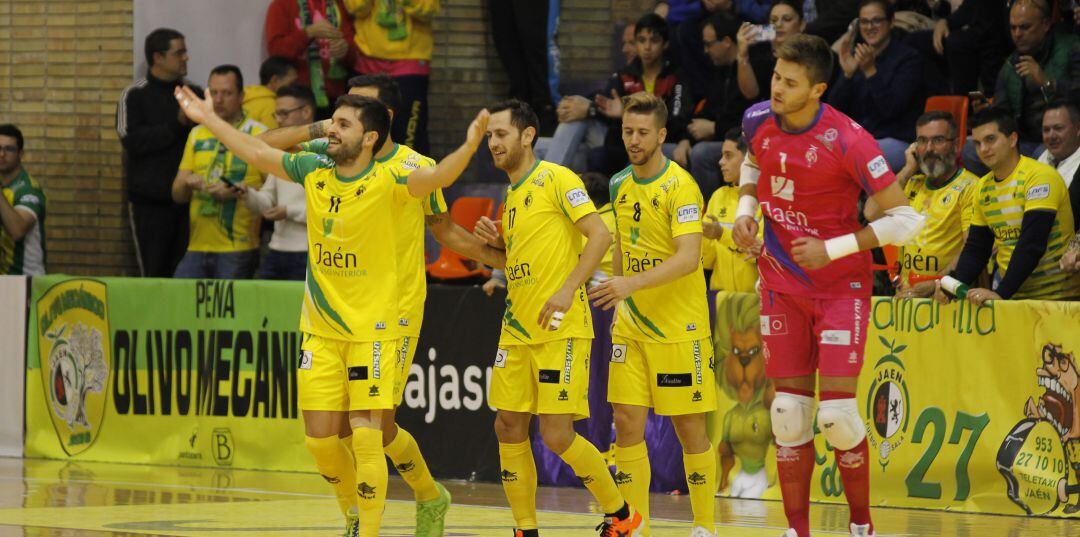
[426,196,495,280]
[924,96,970,148]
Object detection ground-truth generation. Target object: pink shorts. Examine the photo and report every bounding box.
[759,290,869,378]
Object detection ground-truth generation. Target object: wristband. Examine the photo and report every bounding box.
[736,195,759,219]
[823,233,859,261]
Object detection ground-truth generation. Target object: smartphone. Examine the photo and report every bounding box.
[749,24,775,44]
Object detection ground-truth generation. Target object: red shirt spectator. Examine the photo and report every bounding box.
[265,0,358,112]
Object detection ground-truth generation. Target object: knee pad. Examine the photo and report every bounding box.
[817,398,866,451]
[770,392,815,446]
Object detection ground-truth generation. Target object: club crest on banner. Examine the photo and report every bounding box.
[865,337,911,471]
[36,279,110,456]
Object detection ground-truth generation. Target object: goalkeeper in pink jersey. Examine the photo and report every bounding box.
[732,34,924,537]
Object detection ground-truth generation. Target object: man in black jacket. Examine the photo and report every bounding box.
[116,28,200,277]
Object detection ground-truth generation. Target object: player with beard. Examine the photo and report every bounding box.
[731,35,923,537]
[472,100,642,537]
[865,111,979,297]
[257,74,503,536]
[588,92,716,537]
[175,85,488,537]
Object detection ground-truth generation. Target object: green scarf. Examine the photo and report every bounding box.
[375,0,409,41]
[298,0,348,108]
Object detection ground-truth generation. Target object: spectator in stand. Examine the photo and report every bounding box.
[170,65,268,279]
[620,22,638,65]
[0,125,46,276]
[243,56,298,130]
[116,28,200,277]
[534,22,638,172]
[803,0,858,44]
[830,0,923,172]
[735,0,807,103]
[908,0,1009,96]
[595,13,692,175]
[265,0,357,119]
[865,111,979,298]
[1037,99,1080,231]
[688,11,754,199]
[990,0,1080,155]
[655,0,735,101]
[701,128,759,292]
[937,108,1080,304]
[241,85,313,281]
[489,0,561,136]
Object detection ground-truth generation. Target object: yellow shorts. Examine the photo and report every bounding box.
[490,338,592,419]
[393,335,419,404]
[608,337,717,416]
[298,333,398,412]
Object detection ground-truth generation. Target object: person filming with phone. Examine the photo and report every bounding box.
[829,0,923,173]
[171,65,268,279]
[734,0,807,103]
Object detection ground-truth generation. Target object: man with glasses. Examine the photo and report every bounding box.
[116,28,200,277]
[830,0,923,173]
[0,124,46,276]
[865,111,979,297]
[240,85,315,280]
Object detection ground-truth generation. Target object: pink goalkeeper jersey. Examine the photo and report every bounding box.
[742,101,896,298]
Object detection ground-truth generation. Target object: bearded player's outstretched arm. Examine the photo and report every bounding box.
[175,86,289,179]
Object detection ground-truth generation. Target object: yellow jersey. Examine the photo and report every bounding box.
[179,117,268,252]
[242,85,278,130]
[701,185,759,292]
[609,159,710,343]
[597,202,617,279]
[376,143,447,337]
[345,0,438,61]
[306,140,448,337]
[972,156,1078,300]
[900,168,979,280]
[501,160,596,346]
[280,151,414,341]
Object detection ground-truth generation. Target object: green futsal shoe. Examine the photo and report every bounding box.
[415,482,452,536]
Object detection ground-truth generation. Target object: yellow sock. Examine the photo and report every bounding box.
[683,446,716,529]
[304,435,358,517]
[559,434,625,515]
[352,428,388,537]
[384,426,440,502]
[614,441,651,535]
[498,440,538,530]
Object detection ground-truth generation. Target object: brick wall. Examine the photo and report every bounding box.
[0,0,653,276]
[0,0,137,276]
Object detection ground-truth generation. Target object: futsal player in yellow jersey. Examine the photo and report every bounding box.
[472,100,642,537]
[176,85,489,537]
[937,109,1080,305]
[588,93,717,537]
[260,74,503,536]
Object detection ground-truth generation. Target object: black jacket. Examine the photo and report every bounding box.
[116,74,201,204]
[601,58,691,175]
[692,61,752,142]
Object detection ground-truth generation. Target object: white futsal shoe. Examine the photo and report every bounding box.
[850,523,875,536]
[689,526,716,537]
[779,529,798,537]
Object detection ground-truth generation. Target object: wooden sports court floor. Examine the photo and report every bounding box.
[0,458,1070,536]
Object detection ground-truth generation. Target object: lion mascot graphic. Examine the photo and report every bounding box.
[712,292,775,498]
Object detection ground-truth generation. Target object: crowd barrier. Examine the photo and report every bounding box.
[18,275,1080,519]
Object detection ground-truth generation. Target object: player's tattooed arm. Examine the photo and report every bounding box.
[426,212,506,267]
[257,119,332,151]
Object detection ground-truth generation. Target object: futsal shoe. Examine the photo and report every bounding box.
[513,529,539,536]
[779,530,798,537]
[416,482,452,536]
[850,523,875,536]
[595,504,643,536]
[343,511,359,537]
[689,526,717,537]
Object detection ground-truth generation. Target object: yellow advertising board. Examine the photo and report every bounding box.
[711,293,1080,518]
